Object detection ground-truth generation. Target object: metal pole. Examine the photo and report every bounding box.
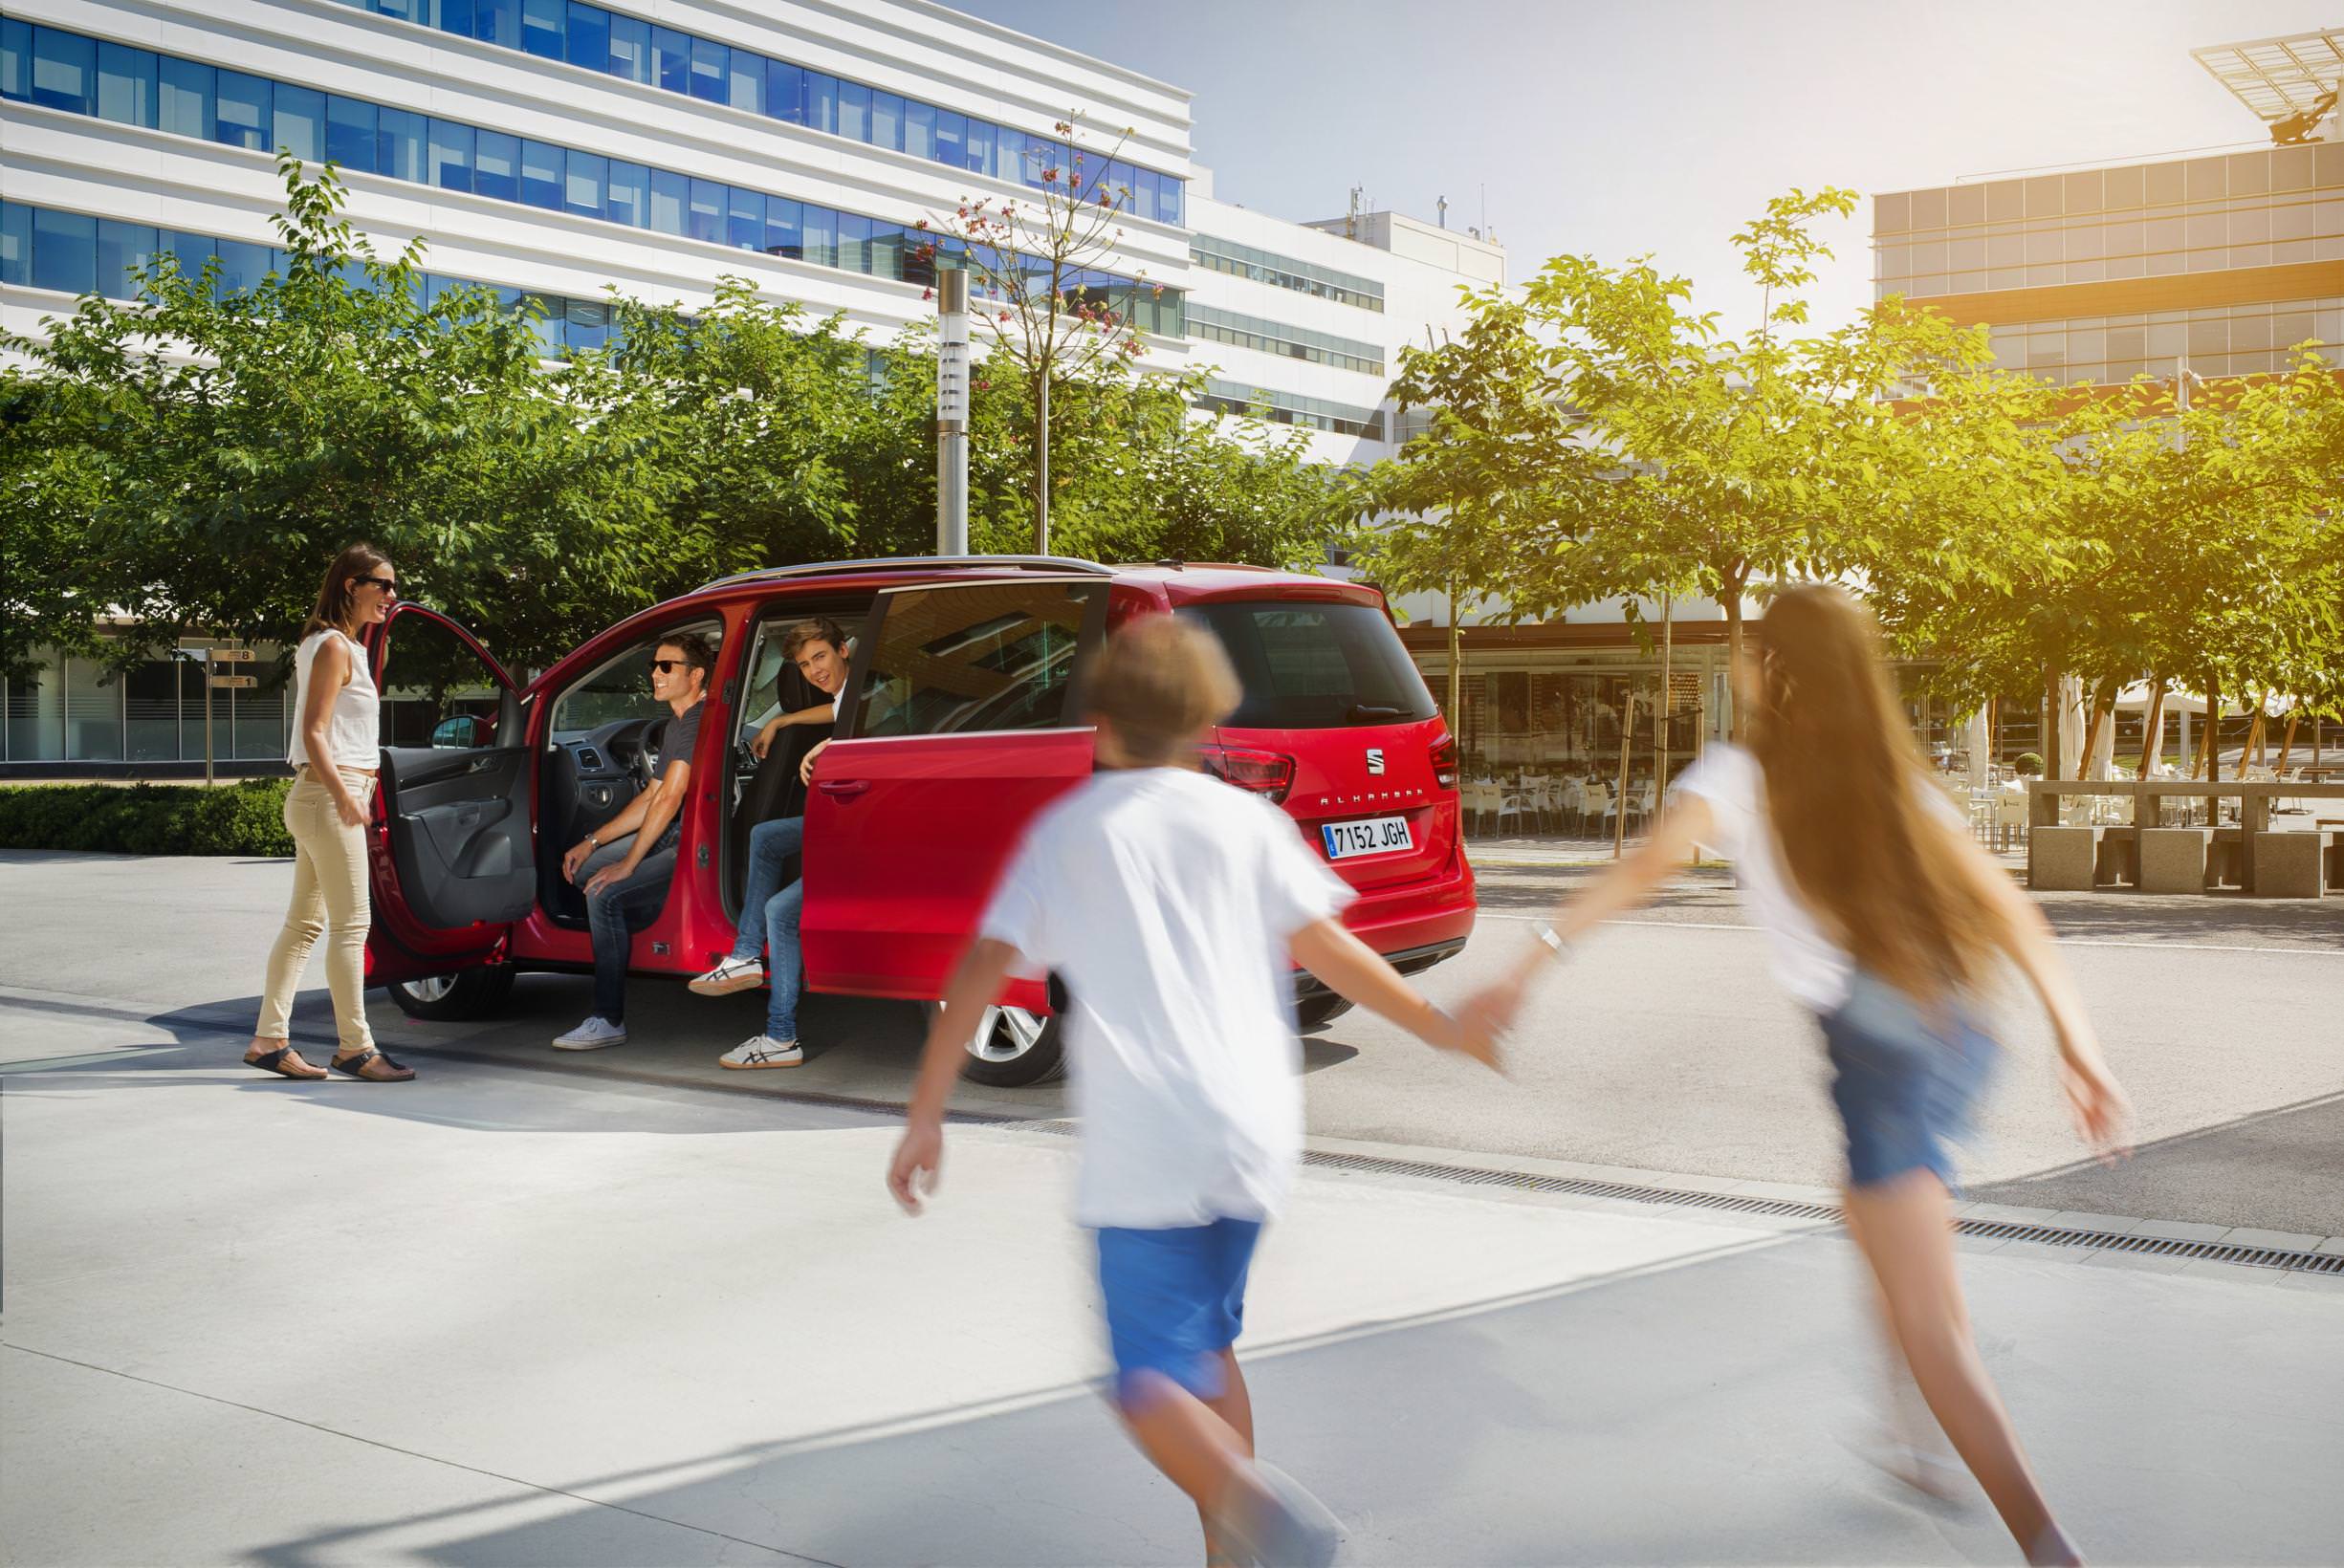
[204,648,215,789]
[934,268,970,555]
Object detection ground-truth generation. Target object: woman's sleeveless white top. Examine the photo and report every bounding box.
[287,629,381,769]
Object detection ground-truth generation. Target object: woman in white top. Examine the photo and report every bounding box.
[245,542,415,1083]
[1472,585,2129,1567]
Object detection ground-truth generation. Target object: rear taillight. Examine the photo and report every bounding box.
[1430,736,1459,791]
[1200,745,1295,804]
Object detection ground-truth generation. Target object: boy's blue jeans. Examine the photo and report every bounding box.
[732,816,806,1041]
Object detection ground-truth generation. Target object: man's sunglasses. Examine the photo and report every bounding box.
[355,575,399,596]
[647,658,694,674]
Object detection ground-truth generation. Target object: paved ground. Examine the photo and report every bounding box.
[3,851,2336,1233]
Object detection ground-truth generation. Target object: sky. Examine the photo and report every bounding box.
[953,0,2339,333]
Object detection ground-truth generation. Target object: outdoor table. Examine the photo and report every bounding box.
[2028,780,2344,894]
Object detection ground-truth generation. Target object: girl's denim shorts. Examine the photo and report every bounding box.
[1819,971,1999,1191]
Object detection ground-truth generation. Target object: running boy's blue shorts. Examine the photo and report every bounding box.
[1094,1217,1262,1407]
[1819,970,1999,1191]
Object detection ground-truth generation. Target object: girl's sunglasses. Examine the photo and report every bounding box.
[355,575,399,596]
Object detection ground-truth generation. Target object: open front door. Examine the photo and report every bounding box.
[362,604,532,986]
[800,577,1107,1000]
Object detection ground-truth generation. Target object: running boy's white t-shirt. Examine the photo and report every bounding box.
[1671,742,1964,1015]
[978,767,1355,1230]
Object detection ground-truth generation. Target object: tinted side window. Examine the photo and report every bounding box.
[548,620,722,741]
[1183,600,1436,729]
[853,582,1098,737]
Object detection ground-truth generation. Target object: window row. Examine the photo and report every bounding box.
[1983,297,2342,382]
[0,24,1181,335]
[1878,197,2344,277]
[1876,234,2344,299]
[1185,303,1384,374]
[312,0,1185,224]
[1877,141,2344,234]
[2,651,290,763]
[1197,380,1385,439]
[1189,235,1385,311]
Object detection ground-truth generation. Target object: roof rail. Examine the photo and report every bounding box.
[694,555,1114,595]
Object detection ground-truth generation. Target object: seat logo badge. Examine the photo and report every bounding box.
[1366,748,1386,775]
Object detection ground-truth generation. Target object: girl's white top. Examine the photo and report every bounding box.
[287,629,380,770]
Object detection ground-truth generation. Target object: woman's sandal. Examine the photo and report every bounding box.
[246,1044,328,1080]
[329,1048,417,1083]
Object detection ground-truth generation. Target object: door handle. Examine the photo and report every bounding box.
[817,779,869,798]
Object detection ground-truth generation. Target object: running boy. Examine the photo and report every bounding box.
[887,616,1500,1568]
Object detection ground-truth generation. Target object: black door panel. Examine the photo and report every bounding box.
[381,745,536,927]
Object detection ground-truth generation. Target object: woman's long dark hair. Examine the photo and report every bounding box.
[1747,584,2017,1003]
[301,542,390,640]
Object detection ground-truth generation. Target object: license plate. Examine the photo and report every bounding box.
[1322,815,1413,860]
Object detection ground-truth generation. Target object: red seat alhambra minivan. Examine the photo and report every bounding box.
[361,555,1475,1085]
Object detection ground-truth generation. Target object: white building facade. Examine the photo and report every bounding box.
[1,0,1500,772]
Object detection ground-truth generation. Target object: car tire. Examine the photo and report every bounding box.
[1294,994,1354,1031]
[935,1002,1067,1088]
[386,968,516,1021]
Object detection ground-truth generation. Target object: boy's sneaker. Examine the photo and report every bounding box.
[1216,1461,1343,1568]
[552,1015,627,1051]
[689,955,765,996]
[719,1035,802,1070]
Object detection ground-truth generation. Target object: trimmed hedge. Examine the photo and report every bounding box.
[0,780,296,856]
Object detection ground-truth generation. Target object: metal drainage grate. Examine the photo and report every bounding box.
[1007,1129,2344,1277]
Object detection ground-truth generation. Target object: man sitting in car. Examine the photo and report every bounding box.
[688,619,853,1069]
[553,630,715,1051]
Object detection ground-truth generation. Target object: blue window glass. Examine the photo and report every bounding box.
[167,230,216,281]
[870,91,902,151]
[904,100,933,161]
[564,148,605,218]
[325,95,376,171]
[29,207,96,294]
[868,222,903,280]
[650,28,689,94]
[726,185,762,250]
[687,177,724,243]
[427,119,473,191]
[0,202,22,289]
[521,0,563,60]
[380,105,427,180]
[800,205,835,269]
[376,0,426,22]
[519,139,562,208]
[963,118,991,174]
[96,219,159,299]
[763,196,800,259]
[214,71,270,151]
[606,160,647,227]
[934,109,964,168]
[688,36,725,103]
[520,291,562,354]
[30,27,95,115]
[97,42,157,127]
[472,0,519,50]
[2,19,32,103]
[473,128,518,201]
[1133,166,1158,221]
[903,230,934,288]
[214,237,272,295]
[564,3,609,73]
[605,12,648,82]
[994,125,1025,185]
[647,167,687,234]
[767,59,803,123]
[837,211,869,273]
[432,0,473,36]
[274,83,324,163]
[1159,177,1182,227]
[806,73,837,134]
[566,296,606,352]
[837,80,868,142]
[727,46,762,114]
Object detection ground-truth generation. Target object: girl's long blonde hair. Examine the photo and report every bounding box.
[1746,584,2014,1003]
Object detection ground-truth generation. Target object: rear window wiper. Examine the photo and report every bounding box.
[1345,703,1406,724]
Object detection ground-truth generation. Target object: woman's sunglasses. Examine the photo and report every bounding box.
[354,575,399,596]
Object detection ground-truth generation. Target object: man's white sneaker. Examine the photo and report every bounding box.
[689,955,766,996]
[553,1015,627,1051]
[719,1035,803,1070]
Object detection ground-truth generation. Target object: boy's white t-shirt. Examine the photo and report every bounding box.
[978,767,1355,1230]
[1670,742,1965,1015]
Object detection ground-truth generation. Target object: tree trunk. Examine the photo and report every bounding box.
[2274,710,2301,773]
[1722,568,1746,741]
[1612,677,1635,860]
[2204,667,2221,784]
[1445,577,1462,738]
[1655,593,1676,804]
[2079,684,2110,781]
[2043,665,2061,782]
[1033,366,1051,555]
[2136,677,2165,777]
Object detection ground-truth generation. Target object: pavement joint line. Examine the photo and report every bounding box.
[1473,911,2344,956]
[0,1341,843,1566]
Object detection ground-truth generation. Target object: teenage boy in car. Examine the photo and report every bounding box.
[887,617,1501,1568]
[553,631,715,1051]
[686,619,852,1069]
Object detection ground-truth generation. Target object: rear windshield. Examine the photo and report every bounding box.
[1183,600,1437,729]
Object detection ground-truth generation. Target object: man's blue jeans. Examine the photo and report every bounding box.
[581,823,678,1025]
[731,816,806,1042]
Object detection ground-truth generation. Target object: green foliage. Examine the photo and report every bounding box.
[0,780,294,856]
[2012,753,2044,777]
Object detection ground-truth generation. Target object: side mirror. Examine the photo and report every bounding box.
[431,715,479,750]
